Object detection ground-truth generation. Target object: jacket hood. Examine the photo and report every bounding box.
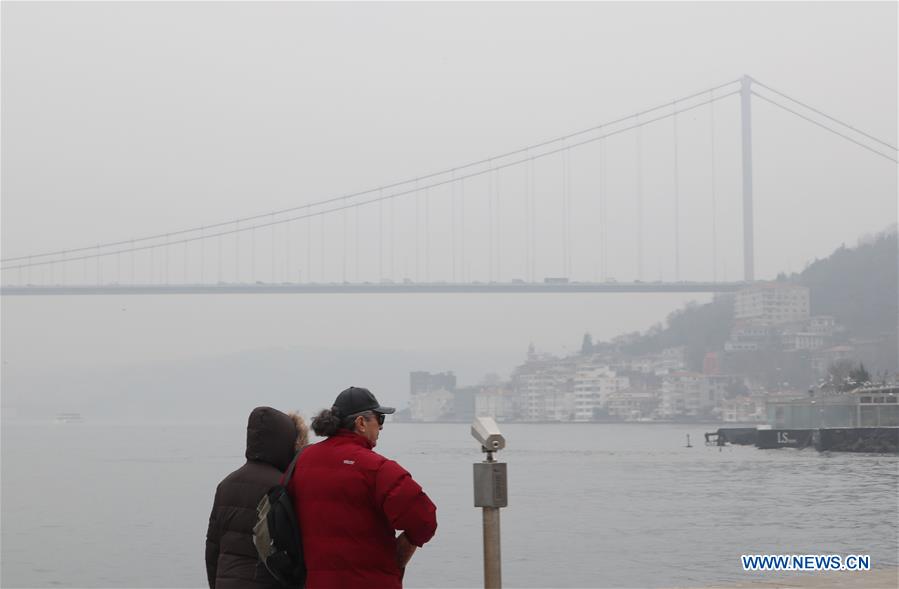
[245,407,298,471]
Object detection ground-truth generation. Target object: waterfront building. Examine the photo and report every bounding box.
[512,350,576,421]
[475,386,519,421]
[573,365,630,421]
[452,386,479,422]
[409,388,454,421]
[766,386,899,428]
[660,372,735,418]
[606,388,658,420]
[719,395,767,423]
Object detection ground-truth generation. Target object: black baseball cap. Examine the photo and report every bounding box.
[332,386,395,419]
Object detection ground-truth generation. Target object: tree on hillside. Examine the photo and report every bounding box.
[581,332,594,355]
[826,359,872,392]
[620,296,734,370]
[850,362,871,385]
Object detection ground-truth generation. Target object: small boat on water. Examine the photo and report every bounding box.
[54,413,84,424]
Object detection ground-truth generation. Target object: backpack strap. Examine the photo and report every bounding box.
[280,446,305,487]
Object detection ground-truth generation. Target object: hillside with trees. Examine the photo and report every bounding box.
[612,226,898,374]
[797,227,897,340]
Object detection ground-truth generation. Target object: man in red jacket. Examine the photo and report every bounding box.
[288,387,438,589]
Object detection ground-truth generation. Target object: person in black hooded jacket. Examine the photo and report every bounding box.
[205,407,308,589]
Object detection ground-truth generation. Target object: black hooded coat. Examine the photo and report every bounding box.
[205,407,299,589]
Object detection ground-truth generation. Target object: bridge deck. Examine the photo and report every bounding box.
[1,281,747,295]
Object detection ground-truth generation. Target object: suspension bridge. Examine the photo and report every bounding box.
[2,76,895,296]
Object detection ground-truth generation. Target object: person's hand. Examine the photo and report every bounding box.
[395,532,417,569]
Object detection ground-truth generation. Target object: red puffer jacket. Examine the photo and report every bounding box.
[287,430,438,589]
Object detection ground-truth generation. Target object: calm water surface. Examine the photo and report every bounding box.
[2,422,897,588]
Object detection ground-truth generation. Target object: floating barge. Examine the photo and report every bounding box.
[704,427,758,446]
[755,428,815,449]
[814,427,899,453]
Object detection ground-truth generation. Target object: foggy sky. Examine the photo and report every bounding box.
[1,2,897,402]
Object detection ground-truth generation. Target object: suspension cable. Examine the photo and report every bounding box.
[752,92,898,163]
[752,79,897,151]
[2,79,742,264]
[3,91,742,272]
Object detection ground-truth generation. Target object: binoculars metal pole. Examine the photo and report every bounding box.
[471,417,507,589]
[479,450,503,589]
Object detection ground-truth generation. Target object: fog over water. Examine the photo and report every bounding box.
[2,423,897,588]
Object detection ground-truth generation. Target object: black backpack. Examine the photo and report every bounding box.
[253,449,306,588]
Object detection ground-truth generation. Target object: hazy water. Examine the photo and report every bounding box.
[2,422,897,588]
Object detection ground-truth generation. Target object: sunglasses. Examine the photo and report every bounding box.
[348,411,385,426]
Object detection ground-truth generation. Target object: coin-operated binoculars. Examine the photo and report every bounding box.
[471,417,507,589]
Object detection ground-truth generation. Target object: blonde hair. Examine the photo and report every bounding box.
[287,411,310,451]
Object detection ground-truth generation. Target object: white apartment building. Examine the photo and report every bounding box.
[606,389,658,420]
[475,388,519,421]
[573,366,630,421]
[734,283,810,324]
[516,363,572,421]
[781,331,826,351]
[660,372,731,418]
[543,391,577,421]
[409,389,454,421]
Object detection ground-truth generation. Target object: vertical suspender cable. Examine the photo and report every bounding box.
[488,161,494,282]
[271,214,276,283]
[673,101,681,282]
[709,89,719,282]
[415,182,421,282]
[425,186,431,282]
[460,178,466,282]
[566,145,572,278]
[598,138,605,282]
[451,170,457,282]
[199,229,204,284]
[355,207,360,283]
[390,194,395,281]
[379,192,384,280]
[164,235,169,285]
[496,166,502,282]
[235,220,240,282]
[320,214,325,283]
[305,217,311,283]
[530,153,537,282]
[636,115,643,281]
[561,144,567,277]
[343,207,348,283]
[524,150,530,282]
